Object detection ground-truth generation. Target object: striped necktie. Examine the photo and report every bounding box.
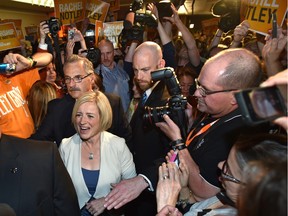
[141,92,147,105]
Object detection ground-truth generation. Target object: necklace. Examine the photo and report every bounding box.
[83,142,95,160]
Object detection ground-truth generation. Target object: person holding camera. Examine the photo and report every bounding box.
[0,51,52,138]
[104,41,173,216]
[155,48,272,202]
[103,48,271,214]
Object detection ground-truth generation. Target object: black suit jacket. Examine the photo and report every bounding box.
[0,135,80,216]
[130,80,171,174]
[30,93,132,147]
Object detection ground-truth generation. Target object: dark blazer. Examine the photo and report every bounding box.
[127,81,171,216]
[0,134,80,216]
[30,93,132,147]
[130,80,171,173]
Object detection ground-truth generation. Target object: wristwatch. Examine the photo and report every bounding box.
[27,57,37,68]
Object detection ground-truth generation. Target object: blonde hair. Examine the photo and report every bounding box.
[72,91,112,132]
[27,80,57,129]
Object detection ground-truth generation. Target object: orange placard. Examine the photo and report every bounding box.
[86,0,110,24]
[0,22,21,51]
[103,21,123,48]
[242,0,287,35]
[54,0,86,26]
[1,19,23,40]
[95,20,104,45]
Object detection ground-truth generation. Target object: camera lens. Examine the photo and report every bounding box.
[143,106,170,125]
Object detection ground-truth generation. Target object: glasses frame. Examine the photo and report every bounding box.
[64,73,92,84]
[195,78,237,97]
[221,160,242,184]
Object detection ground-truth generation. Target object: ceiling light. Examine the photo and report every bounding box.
[11,0,54,7]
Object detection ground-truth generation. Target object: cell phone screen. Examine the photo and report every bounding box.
[250,88,284,119]
[235,86,287,125]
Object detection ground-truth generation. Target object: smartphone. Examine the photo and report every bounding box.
[272,13,277,38]
[235,86,287,125]
[68,29,75,40]
[169,150,179,167]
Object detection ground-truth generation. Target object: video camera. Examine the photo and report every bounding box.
[118,0,158,50]
[211,0,240,33]
[143,67,188,138]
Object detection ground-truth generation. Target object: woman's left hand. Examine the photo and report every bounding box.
[86,197,106,216]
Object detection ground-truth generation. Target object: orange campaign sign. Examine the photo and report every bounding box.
[54,0,86,26]
[95,20,104,45]
[103,21,123,48]
[0,22,21,52]
[1,19,24,40]
[242,0,287,35]
[86,0,110,24]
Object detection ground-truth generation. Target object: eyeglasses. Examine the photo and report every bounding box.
[195,79,237,97]
[221,161,242,184]
[64,73,92,84]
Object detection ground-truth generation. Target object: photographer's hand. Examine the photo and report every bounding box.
[147,3,159,19]
[39,21,49,49]
[155,114,182,141]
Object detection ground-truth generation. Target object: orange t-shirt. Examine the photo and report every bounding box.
[0,68,39,138]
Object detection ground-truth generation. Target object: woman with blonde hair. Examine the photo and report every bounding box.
[59,91,136,215]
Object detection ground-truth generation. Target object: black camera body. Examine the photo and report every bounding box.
[86,47,101,68]
[143,67,188,137]
[118,20,144,50]
[46,17,61,36]
[211,0,240,33]
[130,0,158,28]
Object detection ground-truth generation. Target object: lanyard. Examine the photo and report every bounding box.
[185,119,219,147]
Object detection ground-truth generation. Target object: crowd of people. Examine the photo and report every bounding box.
[0,3,286,216]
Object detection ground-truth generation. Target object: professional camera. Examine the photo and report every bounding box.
[118,20,144,50]
[46,17,61,36]
[211,0,240,33]
[118,0,158,50]
[143,67,188,137]
[130,0,158,28]
[86,47,101,68]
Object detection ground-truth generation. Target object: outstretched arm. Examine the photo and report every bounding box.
[262,27,287,77]
[104,175,148,210]
[156,115,220,201]
[164,4,200,67]
[4,52,52,72]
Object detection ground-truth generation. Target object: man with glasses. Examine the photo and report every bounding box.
[103,49,269,213]
[154,48,270,202]
[30,55,132,147]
